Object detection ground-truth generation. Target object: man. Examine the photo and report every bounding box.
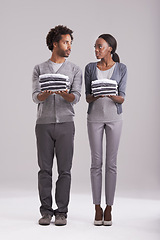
[32,25,82,226]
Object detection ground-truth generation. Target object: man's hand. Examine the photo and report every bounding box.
[37,90,53,101]
[55,90,75,103]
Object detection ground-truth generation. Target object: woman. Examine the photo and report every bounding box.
[85,34,127,226]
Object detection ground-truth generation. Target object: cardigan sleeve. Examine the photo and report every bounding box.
[85,63,92,95]
[32,65,44,104]
[69,66,82,104]
[118,64,127,99]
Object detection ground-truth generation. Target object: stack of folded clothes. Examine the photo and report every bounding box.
[39,73,70,92]
[91,79,118,97]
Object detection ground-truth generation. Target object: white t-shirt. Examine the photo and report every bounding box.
[51,61,63,73]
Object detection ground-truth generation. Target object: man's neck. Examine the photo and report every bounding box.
[50,53,65,64]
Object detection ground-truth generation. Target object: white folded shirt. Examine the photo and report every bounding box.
[39,73,70,92]
[91,79,118,96]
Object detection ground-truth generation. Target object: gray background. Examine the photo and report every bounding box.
[0,0,159,200]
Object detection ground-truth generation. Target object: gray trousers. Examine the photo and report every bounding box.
[87,120,122,206]
[35,122,75,217]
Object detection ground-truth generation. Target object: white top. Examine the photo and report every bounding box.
[97,64,115,79]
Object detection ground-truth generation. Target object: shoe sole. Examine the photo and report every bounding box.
[94,220,103,226]
[103,220,112,226]
[55,223,66,226]
[39,222,51,226]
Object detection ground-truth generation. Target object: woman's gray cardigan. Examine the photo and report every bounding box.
[85,62,127,114]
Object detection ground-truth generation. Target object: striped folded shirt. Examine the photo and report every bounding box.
[91,79,118,97]
[39,73,70,92]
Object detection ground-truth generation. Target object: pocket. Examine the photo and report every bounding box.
[37,103,43,118]
[61,99,75,115]
[72,122,75,136]
[67,102,75,115]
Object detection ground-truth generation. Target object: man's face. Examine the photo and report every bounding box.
[55,34,72,58]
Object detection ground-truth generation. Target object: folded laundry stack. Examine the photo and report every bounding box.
[91,79,118,97]
[39,73,70,92]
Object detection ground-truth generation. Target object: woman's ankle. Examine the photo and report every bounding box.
[95,204,102,211]
[95,205,103,221]
[105,205,112,211]
[104,205,112,221]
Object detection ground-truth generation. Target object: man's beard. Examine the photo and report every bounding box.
[57,48,71,58]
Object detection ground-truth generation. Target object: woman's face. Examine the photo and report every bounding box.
[94,38,112,59]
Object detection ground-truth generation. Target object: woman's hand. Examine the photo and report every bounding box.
[86,94,104,103]
[86,94,124,104]
[107,95,124,104]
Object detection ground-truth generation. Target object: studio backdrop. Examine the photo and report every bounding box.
[0,0,159,200]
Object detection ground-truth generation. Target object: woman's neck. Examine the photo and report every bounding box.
[97,56,115,70]
[101,54,114,66]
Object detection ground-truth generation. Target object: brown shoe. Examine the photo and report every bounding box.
[104,206,112,226]
[38,214,52,225]
[94,207,103,226]
[55,214,67,226]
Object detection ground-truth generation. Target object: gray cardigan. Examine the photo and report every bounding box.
[85,62,127,114]
[32,60,82,124]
